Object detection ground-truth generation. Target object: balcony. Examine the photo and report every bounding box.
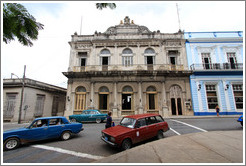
[72,64,185,72]
[190,63,243,71]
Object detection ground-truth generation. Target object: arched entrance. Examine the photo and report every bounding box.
[122,86,134,115]
[146,86,158,114]
[170,85,183,115]
[75,86,86,114]
[98,86,109,113]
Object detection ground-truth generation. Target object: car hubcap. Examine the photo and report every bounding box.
[124,141,131,149]
[63,133,70,140]
[96,119,100,123]
[6,140,17,149]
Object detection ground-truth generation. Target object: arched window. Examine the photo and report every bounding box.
[100,49,110,55]
[75,86,86,112]
[99,86,109,92]
[144,48,155,66]
[147,86,156,92]
[122,48,133,66]
[100,49,110,66]
[76,86,86,92]
[144,48,155,54]
[123,86,133,92]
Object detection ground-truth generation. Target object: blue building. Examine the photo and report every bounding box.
[185,31,243,116]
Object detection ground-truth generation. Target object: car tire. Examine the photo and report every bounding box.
[61,131,71,141]
[157,130,164,139]
[121,139,132,150]
[70,119,77,123]
[4,137,20,151]
[96,119,101,123]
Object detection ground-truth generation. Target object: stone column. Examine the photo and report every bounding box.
[112,82,118,118]
[64,79,74,117]
[162,81,169,117]
[138,82,144,114]
[89,82,94,109]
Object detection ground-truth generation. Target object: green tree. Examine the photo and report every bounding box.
[3,3,44,47]
[96,3,116,10]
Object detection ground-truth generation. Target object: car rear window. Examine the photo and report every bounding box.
[155,116,164,122]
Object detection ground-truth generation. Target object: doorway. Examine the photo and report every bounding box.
[170,85,183,116]
[122,94,132,110]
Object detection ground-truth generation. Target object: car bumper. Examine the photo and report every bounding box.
[101,136,118,147]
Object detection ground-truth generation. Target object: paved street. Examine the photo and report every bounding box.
[2,116,243,163]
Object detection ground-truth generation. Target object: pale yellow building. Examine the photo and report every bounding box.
[63,16,193,118]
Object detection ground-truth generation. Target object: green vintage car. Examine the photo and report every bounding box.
[69,109,107,123]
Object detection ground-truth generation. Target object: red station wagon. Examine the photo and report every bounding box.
[101,113,169,150]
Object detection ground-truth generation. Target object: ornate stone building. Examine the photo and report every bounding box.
[63,16,193,118]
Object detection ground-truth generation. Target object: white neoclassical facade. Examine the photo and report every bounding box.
[63,16,193,118]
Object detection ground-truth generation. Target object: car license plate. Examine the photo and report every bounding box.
[105,137,108,141]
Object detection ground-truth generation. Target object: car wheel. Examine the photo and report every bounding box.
[61,131,71,141]
[4,137,20,151]
[157,130,164,139]
[70,119,77,123]
[241,121,243,126]
[121,139,132,150]
[96,118,101,123]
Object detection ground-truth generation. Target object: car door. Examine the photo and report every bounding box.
[134,118,149,143]
[26,120,48,141]
[145,116,158,138]
[47,118,64,138]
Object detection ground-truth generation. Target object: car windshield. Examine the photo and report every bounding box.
[119,118,136,129]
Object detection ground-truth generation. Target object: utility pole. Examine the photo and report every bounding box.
[18,65,26,124]
[80,16,83,35]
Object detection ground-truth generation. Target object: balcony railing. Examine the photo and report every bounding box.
[72,64,184,72]
[190,63,243,71]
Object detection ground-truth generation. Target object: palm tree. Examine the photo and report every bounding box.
[3,3,44,47]
[96,3,116,10]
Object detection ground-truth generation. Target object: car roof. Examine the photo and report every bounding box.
[34,116,65,120]
[83,109,99,112]
[124,113,160,120]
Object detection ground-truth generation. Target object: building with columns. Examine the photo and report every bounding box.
[185,31,243,115]
[63,16,193,118]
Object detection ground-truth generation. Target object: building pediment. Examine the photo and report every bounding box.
[104,16,152,35]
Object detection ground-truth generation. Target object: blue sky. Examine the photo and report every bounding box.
[1,1,245,88]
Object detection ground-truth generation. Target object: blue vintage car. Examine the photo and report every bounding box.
[69,109,107,123]
[237,114,243,126]
[3,116,83,151]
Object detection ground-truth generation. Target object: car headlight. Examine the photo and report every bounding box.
[110,137,115,142]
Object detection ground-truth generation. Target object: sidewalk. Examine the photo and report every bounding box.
[94,130,243,163]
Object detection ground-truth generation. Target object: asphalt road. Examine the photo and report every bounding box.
[2,117,243,163]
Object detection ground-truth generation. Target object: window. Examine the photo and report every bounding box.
[227,52,237,69]
[144,48,155,65]
[78,52,87,56]
[75,86,86,111]
[136,118,147,127]
[202,53,212,69]
[146,116,157,125]
[168,50,178,65]
[4,93,17,118]
[100,49,110,66]
[206,85,218,109]
[232,84,243,109]
[35,95,45,117]
[80,58,86,66]
[49,118,64,126]
[155,116,164,122]
[122,48,133,66]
